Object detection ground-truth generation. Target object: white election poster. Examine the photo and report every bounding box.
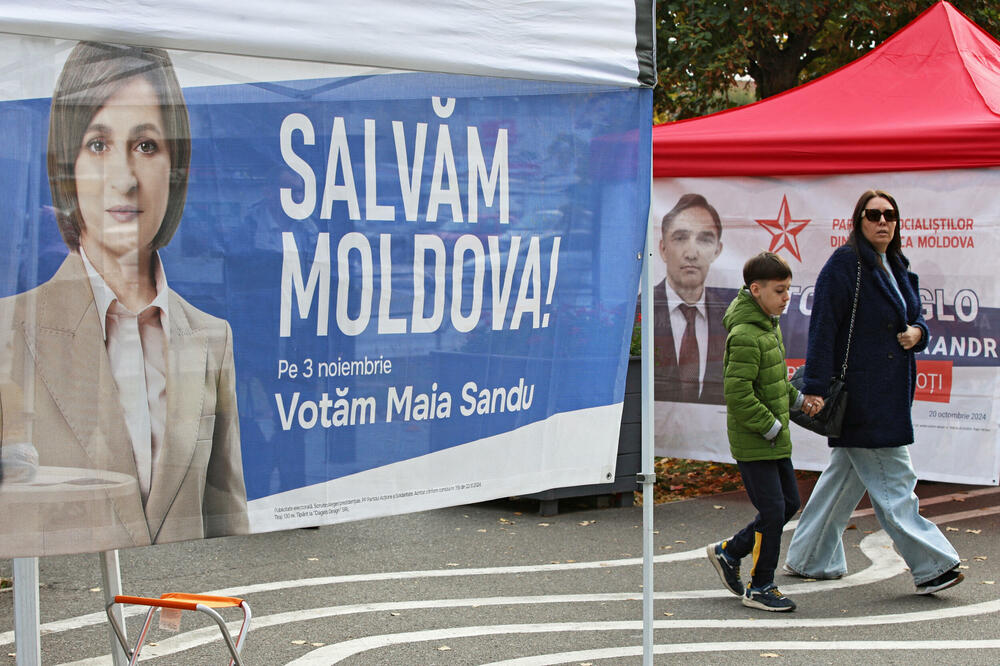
[651,170,1000,486]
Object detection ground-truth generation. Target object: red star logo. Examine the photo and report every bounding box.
[755,195,810,262]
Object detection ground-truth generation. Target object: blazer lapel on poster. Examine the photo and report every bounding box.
[702,287,727,403]
[651,281,678,401]
[144,296,206,541]
[29,254,150,545]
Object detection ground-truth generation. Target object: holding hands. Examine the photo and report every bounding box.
[802,394,825,417]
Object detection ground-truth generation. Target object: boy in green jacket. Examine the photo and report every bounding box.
[706,251,823,611]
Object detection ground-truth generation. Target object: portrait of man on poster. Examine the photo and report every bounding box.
[653,193,727,404]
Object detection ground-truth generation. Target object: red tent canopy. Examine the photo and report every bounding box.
[652,1,1000,177]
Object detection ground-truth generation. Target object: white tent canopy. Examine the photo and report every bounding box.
[0,0,655,87]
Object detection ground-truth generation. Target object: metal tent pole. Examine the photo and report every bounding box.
[99,551,129,666]
[13,558,40,666]
[639,191,656,665]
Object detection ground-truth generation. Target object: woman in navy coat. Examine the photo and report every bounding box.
[783,189,962,595]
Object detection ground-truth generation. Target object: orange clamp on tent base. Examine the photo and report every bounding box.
[105,592,251,665]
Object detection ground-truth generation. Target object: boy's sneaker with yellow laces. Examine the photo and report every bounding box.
[706,541,743,596]
[742,583,796,612]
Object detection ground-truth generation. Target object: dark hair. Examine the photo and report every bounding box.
[849,189,902,258]
[47,41,191,251]
[660,193,722,241]
[743,251,792,286]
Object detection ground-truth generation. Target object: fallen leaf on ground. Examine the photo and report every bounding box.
[966,529,982,534]
[660,545,673,550]
[538,522,550,527]
[675,540,687,544]
[307,557,319,561]
[437,646,452,651]
[446,563,460,567]
[983,581,996,585]
[959,565,970,570]
[477,529,487,533]
[89,587,101,592]
[663,612,674,616]
[946,527,959,532]
[974,556,988,561]
[311,643,326,647]
[291,640,306,645]
[578,520,595,526]
[390,612,400,616]
[760,653,781,658]
[713,505,725,510]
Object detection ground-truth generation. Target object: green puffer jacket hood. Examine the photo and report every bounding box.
[722,288,799,461]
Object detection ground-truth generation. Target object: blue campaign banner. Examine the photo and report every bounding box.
[185,73,650,502]
[0,39,651,555]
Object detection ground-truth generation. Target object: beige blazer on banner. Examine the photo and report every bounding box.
[0,253,249,557]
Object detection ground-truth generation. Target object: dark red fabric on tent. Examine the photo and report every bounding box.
[653,1,1000,177]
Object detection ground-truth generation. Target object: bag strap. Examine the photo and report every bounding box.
[839,257,862,380]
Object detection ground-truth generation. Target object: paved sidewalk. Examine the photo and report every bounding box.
[2,479,999,664]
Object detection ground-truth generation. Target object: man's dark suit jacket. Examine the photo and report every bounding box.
[651,280,728,404]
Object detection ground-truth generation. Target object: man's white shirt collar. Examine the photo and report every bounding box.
[79,246,170,342]
[662,280,707,318]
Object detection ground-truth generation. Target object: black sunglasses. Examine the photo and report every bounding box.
[862,208,899,223]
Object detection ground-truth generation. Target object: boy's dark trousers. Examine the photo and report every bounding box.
[724,458,801,589]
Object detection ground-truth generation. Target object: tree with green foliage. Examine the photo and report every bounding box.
[655,1,1000,121]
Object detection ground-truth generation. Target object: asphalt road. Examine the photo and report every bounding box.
[2,479,999,665]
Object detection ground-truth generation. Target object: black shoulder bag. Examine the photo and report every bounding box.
[789,257,861,438]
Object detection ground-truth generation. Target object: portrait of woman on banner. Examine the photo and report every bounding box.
[0,41,248,557]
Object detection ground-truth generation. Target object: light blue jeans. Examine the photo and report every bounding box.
[785,445,959,585]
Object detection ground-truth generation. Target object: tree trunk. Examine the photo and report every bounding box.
[749,26,823,101]
[753,58,804,100]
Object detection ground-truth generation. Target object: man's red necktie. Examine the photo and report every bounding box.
[678,304,700,401]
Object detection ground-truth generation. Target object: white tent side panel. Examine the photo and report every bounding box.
[0,0,654,87]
